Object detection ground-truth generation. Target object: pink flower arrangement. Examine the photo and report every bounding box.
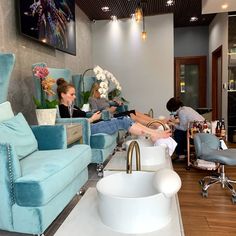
[33,66,49,79]
[33,66,56,96]
[33,65,58,109]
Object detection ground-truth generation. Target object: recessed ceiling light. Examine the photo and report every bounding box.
[221,4,228,10]
[130,13,135,19]
[101,6,110,12]
[166,0,174,6]
[190,16,198,22]
[111,15,117,21]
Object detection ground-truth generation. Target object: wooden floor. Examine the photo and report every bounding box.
[174,161,236,236]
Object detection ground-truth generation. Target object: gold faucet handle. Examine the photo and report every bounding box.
[148,108,154,118]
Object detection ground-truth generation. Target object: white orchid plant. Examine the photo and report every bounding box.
[93,65,122,98]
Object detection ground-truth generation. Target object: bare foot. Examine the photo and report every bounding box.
[150,129,172,142]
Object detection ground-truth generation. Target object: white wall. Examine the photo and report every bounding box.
[209,13,228,123]
[92,14,174,117]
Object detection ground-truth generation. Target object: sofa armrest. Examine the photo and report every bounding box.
[56,118,91,145]
[31,125,67,150]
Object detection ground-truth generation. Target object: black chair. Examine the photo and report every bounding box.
[194,133,236,203]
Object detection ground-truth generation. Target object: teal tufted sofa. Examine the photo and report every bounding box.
[0,54,92,235]
[32,63,118,169]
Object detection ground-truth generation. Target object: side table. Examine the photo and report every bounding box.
[65,124,83,145]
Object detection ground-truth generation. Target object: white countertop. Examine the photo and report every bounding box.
[54,188,184,236]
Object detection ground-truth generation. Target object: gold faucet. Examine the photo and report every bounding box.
[126,141,141,174]
[148,108,154,118]
[146,119,167,130]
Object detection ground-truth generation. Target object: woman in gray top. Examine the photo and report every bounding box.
[89,82,165,128]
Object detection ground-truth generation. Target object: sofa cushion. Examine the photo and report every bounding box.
[0,101,14,122]
[90,132,118,149]
[14,144,91,207]
[0,113,38,159]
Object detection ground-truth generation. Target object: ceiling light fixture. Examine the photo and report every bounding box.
[166,0,174,6]
[221,4,228,10]
[111,15,117,21]
[131,13,135,19]
[190,16,198,22]
[141,30,147,41]
[101,6,110,12]
[135,2,143,22]
[141,5,147,40]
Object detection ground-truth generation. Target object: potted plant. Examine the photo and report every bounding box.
[33,65,58,125]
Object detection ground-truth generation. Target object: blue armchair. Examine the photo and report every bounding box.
[0,54,91,235]
[32,63,118,171]
[0,53,15,102]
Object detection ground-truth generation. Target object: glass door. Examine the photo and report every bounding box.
[175,56,207,109]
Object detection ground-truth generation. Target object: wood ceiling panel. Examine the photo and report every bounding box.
[76,0,216,27]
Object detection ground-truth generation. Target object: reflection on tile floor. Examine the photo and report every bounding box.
[0,163,102,236]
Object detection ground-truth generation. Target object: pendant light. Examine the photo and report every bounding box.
[135,2,143,22]
[141,14,147,40]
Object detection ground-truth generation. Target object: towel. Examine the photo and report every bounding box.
[196,159,216,169]
[220,140,228,150]
[154,137,177,156]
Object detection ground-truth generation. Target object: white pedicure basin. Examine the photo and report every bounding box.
[96,169,181,234]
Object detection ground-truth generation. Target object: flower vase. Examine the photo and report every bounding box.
[35,108,57,125]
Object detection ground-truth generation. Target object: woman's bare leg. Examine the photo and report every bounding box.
[128,122,171,143]
[129,112,151,126]
[130,111,167,128]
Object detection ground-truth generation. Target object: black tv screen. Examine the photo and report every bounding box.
[18,0,76,55]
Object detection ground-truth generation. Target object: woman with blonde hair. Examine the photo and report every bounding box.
[89,82,166,127]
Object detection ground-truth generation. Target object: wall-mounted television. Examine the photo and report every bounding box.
[18,0,76,55]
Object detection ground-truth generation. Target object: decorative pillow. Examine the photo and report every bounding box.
[0,101,14,122]
[0,113,38,159]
